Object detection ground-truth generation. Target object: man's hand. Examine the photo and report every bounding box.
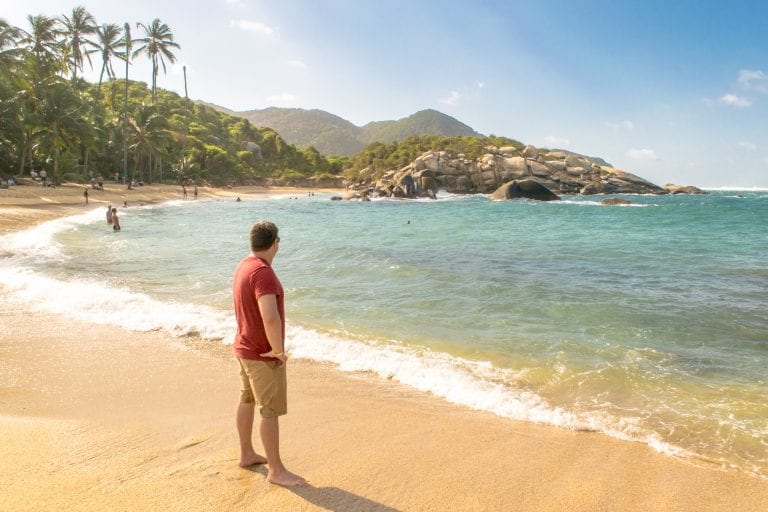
[260,349,287,365]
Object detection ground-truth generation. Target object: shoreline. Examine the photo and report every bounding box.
[1,186,767,511]
[0,182,345,235]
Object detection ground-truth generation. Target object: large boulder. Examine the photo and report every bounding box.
[500,156,529,179]
[354,147,675,199]
[581,181,618,195]
[454,175,473,193]
[491,180,560,201]
[420,176,439,194]
[663,183,708,194]
[522,145,539,159]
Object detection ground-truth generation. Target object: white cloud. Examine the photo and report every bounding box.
[604,120,634,130]
[229,20,275,37]
[626,148,658,160]
[476,81,485,89]
[737,69,768,92]
[266,93,298,103]
[737,141,757,151]
[720,93,752,108]
[440,90,461,105]
[287,60,307,69]
[543,135,570,147]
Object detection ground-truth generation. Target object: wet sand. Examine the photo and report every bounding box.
[0,183,766,511]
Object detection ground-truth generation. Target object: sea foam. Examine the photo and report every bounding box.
[0,203,734,473]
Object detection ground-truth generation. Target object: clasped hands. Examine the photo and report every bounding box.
[261,349,288,365]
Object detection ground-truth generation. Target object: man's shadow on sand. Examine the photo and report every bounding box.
[248,466,401,512]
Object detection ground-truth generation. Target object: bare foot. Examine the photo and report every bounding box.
[239,453,268,467]
[267,469,307,487]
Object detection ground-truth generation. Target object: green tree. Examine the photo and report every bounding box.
[18,14,61,60]
[18,14,65,80]
[59,6,97,88]
[93,23,124,94]
[132,19,180,102]
[36,79,91,181]
[128,103,170,183]
[0,19,22,73]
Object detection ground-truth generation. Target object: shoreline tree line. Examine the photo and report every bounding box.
[1,5,524,188]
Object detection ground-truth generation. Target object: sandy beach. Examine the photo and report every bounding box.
[1,183,766,511]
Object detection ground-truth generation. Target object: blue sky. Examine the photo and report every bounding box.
[6,0,768,187]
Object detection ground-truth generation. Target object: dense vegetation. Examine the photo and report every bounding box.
[229,107,480,157]
[0,6,524,190]
[360,109,479,146]
[236,107,363,157]
[0,7,344,186]
[344,134,524,181]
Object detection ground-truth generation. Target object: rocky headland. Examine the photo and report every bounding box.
[346,145,705,200]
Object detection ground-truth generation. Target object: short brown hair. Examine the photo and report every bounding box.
[249,220,279,251]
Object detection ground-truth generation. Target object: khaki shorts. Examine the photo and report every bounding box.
[238,357,287,417]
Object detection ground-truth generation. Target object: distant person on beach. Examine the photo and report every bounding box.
[106,204,113,225]
[232,221,306,487]
[83,188,88,204]
[111,208,120,231]
[182,184,188,199]
[193,184,198,200]
[40,169,46,187]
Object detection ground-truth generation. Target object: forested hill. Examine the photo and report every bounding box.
[205,105,480,156]
[361,109,479,146]
[234,107,362,156]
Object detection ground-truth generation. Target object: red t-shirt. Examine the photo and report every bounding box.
[232,256,285,361]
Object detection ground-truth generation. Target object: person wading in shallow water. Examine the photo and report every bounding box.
[232,220,306,487]
[111,208,121,231]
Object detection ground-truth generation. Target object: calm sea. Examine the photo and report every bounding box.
[1,190,766,477]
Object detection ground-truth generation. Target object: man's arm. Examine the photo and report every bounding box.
[257,294,287,363]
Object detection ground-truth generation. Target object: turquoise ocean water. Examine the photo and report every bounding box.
[1,190,766,477]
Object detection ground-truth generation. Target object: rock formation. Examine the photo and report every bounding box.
[601,198,633,205]
[663,184,707,194]
[490,180,560,201]
[348,145,674,199]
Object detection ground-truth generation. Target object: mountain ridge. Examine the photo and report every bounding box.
[196,103,480,156]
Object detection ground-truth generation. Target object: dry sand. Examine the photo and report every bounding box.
[0,183,766,511]
[0,181,337,234]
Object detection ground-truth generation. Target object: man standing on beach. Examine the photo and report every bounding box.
[232,220,306,487]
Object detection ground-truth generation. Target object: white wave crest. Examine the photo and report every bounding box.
[0,267,234,341]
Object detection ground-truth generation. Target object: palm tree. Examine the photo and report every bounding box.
[0,19,22,73]
[122,22,131,187]
[84,22,124,180]
[17,15,65,79]
[128,103,170,183]
[59,6,97,88]
[15,16,65,176]
[36,79,90,181]
[0,21,24,170]
[94,23,124,95]
[132,19,180,102]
